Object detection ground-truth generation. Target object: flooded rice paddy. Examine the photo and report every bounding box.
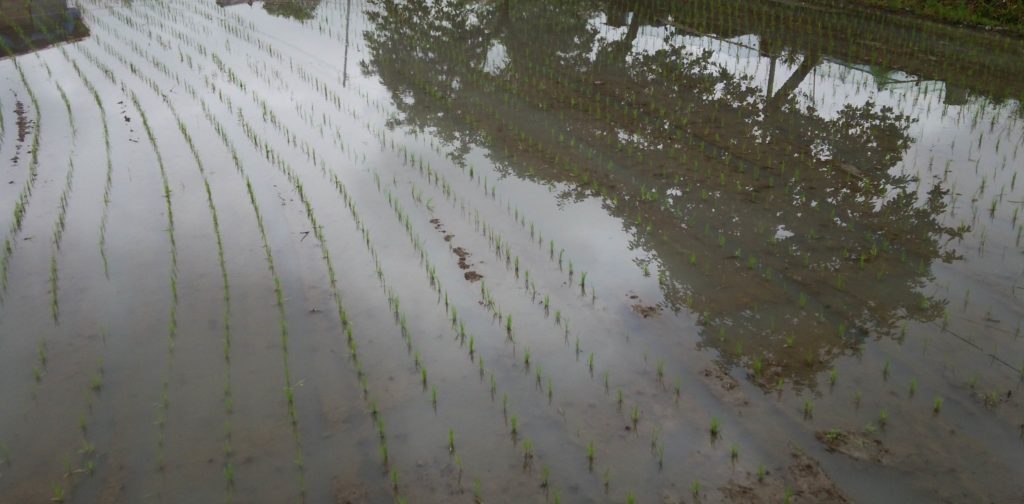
[2,0,1024,502]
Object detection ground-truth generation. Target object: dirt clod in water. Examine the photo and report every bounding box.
[453,247,472,270]
[15,100,30,142]
[701,367,749,407]
[722,447,850,503]
[815,429,888,463]
[627,292,660,318]
[431,218,483,282]
[787,447,851,502]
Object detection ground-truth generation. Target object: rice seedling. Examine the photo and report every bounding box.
[933,396,944,414]
[522,438,534,466]
[51,482,65,503]
[710,417,720,438]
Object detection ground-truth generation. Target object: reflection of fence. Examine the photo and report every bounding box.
[0,0,88,58]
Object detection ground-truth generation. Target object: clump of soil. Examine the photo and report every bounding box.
[627,292,660,318]
[815,429,888,463]
[15,100,30,142]
[11,100,32,164]
[701,366,749,407]
[787,448,851,502]
[453,247,471,269]
[720,447,850,503]
[431,218,483,282]
[973,388,1014,409]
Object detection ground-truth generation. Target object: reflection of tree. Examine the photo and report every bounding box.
[263,0,321,20]
[362,0,963,389]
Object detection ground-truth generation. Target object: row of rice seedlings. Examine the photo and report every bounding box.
[48,355,105,502]
[390,142,598,308]
[58,50,115,279]
[168,104,237,498]
[47,158,75,323]
[0,50,42,299]
[126,89,179,474]
[392,152,588,344]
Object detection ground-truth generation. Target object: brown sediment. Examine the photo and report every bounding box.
[720,447,850,503]
[701,366,749,407]
[815,429,888,463]
[627,292,661,318]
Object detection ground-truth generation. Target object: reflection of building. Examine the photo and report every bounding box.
[0,0,89,58]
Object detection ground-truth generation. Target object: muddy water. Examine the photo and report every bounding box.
[1,0,1022,502]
